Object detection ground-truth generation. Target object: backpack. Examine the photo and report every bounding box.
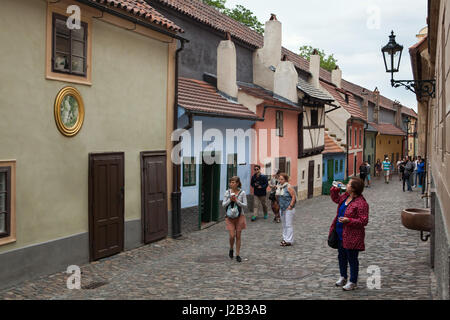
[226,190,243,219]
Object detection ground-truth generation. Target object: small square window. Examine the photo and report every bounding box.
[0,162,15,244]
[183,157,196,187]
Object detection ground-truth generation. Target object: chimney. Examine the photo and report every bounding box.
[331,66,342,88]
[373,87,380,124]
[217,32,238,98]
[361,88,369,120]
[273,55,298,103]
[262,14,282,68]
[253,14,282,91]
[309,50,320,88]
[394,101,402,128]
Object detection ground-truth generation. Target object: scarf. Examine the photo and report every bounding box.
[275,182,289,196]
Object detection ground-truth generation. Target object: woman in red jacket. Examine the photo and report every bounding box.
[329,177,369,291]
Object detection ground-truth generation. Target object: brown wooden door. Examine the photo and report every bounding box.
[89,153,124,261]
[308,160,315,199]
[141,152,168,244]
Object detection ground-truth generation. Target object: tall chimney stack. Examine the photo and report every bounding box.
[217,32,238,98]
[331,65,342,88]
[373,87,380,124]
[309,50,320,89]
[253,14,282,91]
[274,55,298,103]
[262,14,282,68]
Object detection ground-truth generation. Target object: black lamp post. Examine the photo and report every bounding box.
[382,31,436,98]
[403,117,411,157]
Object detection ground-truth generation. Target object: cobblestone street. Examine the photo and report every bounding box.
[0,177,434,300]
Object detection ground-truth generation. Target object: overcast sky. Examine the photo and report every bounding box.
[226,0,427,111]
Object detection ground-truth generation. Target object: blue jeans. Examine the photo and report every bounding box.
[338,240,360,284]
[403,175,412,191]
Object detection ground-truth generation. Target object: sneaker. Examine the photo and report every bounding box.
[236,256,242,263]
[251,216,257,222]
[229,249,233,259]
[335,277,347,287]
[264,213,268,219]
[342,282,357,291]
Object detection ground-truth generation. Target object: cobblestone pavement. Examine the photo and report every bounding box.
[0,177,434,300]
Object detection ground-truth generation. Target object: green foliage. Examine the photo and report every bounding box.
[202,0,264,34]
[298,45,338,72]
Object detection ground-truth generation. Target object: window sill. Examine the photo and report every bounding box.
[0,237,16,246]
[46,73,92,86]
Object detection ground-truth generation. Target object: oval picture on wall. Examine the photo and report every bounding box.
[54,86,84,137]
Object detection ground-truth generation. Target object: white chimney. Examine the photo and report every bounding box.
[274,57,298,103]
[331,66,342,88]
[217,33,238,98]
[253,14,282,91]
[262,14,282,68]
[309,51,320,89]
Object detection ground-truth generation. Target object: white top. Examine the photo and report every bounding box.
[222,189,248,211]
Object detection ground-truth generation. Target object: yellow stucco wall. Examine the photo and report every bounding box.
[375,134,404,164]
[0,0,170,252]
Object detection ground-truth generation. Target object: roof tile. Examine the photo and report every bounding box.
[324,133,345,154]
[89,0,183,32]
[178,78,260,120]
[369,122,406,136]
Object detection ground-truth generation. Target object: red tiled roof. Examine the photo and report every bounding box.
[320,80,367,121]
[88,0,183,32]
[324,133,345,154]
[238,84,301,110]
[178,78,260,120]
[153,0,262,47]
[369,122,406,136]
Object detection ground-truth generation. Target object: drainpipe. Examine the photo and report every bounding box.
[171,40,186,239]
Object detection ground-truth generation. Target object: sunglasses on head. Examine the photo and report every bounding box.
[254,168,260,171]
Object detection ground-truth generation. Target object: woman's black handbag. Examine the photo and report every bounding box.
[328,227,339,249]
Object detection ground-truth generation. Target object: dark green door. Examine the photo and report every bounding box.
[199,152,221,227]
[327,159,334,182]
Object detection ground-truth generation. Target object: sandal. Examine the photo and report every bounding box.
[280,240,287,246]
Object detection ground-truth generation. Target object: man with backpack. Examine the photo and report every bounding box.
[250,165,269,221]
[359,161,368,182]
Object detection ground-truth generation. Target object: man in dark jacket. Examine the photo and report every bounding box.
[402,157,414,192]
[250,165,269,221]
[359,161,368,182]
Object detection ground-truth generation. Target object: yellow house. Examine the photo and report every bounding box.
[0,0,183,289]
[370,123,406,167]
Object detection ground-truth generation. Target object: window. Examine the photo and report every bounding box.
[340,159,344,172]
[318,164,321,178]
[276,111,283,137]
[277,157,287,174]
[335,160,339,173]
[359,129,362,147]
[0,167,11,238]
[286,160,291,177]
[302,170,305,180]
[311,109,319,127]
[265,162,272,176]
[354,129,358,148]
[52,13,88,76]
[349,128,352,148]
[183,157,196,187]
[371,137,374,148]
[0,161,15,246]
[226,154,238,187]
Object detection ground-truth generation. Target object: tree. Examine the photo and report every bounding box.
[202,0,264,34]
[298,45,338,72]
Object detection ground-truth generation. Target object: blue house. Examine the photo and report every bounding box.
[322,133,346,193]
[177,77,260,233]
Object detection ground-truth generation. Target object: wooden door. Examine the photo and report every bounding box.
[307,160,314,199]
[141,152,168,244]
[200,162,213,223]
[89,153,124,261]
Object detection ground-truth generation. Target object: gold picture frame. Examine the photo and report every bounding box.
[54,86,85,137]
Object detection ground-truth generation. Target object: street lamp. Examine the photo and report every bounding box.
[403,117,411,157]
[381,31,436,98]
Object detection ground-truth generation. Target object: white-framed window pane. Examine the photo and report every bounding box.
[0,172,5,192]
[0,213,5,233]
